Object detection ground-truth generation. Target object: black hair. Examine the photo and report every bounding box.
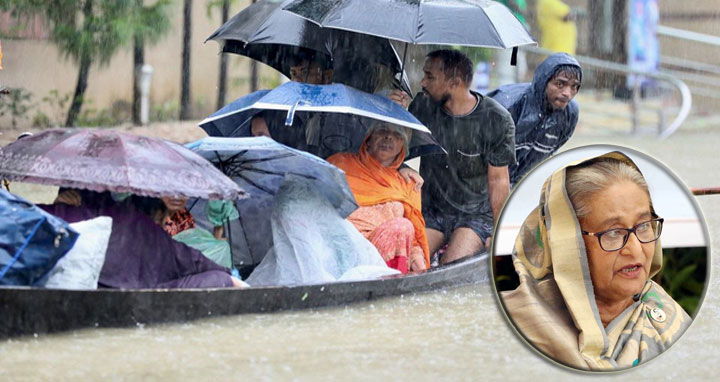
[289,49,333,71]
[426,49,474,86]
[550,64,582,86]
[131,195,165,218]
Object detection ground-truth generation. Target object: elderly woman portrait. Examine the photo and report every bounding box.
[497,151,695,371]
[328,122,430,274]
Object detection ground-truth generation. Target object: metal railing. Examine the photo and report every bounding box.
[656,25,720,103]
[520,45,691,138]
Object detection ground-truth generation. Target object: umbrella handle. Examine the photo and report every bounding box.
[285,100,311,126]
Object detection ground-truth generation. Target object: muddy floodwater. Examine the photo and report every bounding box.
[1,129,719,381]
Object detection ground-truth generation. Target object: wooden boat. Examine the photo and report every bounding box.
[0,253,488,339]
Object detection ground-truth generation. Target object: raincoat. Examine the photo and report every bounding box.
[487,53,581,186]
[501,152,691,370]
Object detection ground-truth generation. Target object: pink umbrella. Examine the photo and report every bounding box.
[0,129,247,201]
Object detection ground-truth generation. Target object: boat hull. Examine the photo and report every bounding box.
[0,254,488,338]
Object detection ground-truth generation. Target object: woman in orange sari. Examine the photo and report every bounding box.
[328,122,429,273]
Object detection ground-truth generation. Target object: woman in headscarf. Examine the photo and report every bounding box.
[500,151,692,370]
[328,122,429,273]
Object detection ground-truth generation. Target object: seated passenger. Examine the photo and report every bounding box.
[327,122,429,273]
[249,52,334,147]
[131,195,195,236]
[40,190,245,289]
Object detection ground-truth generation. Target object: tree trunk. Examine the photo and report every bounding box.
[216,0,230,110]
[180,0,193,120]
[132,31,144,125]
[66,54,91,127]
[65,0,94,127]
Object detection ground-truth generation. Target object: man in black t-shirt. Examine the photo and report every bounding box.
[409,49,516,265]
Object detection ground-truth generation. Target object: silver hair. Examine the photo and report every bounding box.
[565,158,651,219]
[366,120,411,151]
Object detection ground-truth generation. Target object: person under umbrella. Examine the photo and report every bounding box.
[200,82,438,189]
[249,49,334,145]
[248,50,400,158]
[328,121,430,273]
[206,0,411,94]
[186,136,358,271]
[40,193,246,289]
[0,129,248,289]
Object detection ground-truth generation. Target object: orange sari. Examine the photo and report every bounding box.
[327,139,430,268]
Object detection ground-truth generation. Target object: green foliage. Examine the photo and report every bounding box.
[150,99,180,122]
[132,0,173,45]
[0,87,33,127]
[32,89,71,128]
[61,98,129,127]
[39,1,136,67]
[205,0,240,19]
[6,0,174,126]
[654,246,708,317]
[75,106,115,127]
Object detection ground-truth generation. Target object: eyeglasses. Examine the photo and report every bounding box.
[582,218,664,252]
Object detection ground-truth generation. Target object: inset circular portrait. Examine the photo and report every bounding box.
[492,145,709,372]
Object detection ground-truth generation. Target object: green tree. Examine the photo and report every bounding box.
[3,1,137,126]
[3,1,173,127]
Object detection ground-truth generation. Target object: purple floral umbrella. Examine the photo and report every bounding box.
[0,129,247,201]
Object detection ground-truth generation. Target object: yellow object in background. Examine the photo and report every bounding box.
[537,0,577,55]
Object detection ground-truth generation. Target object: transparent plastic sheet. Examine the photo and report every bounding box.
[246,176,399,287]
[172,227,232,269]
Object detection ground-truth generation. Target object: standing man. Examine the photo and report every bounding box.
[487,52,582,186]
[537,0,578,55]
[409,49,516,265]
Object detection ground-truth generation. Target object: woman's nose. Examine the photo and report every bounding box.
[620,232,645,255]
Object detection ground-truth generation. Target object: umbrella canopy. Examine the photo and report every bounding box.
[207,0,411,93]
[283,0,535,48]
[186,136,357,263]
[0,129,247,201]
[198,82,445,159]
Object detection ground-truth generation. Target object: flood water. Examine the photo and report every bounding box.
[1,129,719,381]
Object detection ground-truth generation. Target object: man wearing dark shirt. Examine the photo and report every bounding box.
[409,50,516,265]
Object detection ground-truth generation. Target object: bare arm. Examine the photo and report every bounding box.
[487,164,510,223]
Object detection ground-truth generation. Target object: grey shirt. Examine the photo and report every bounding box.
[410,91,516,218]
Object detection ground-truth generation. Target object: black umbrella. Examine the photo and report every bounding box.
[283,0,535,48]
[284,0,536,70]
[186,136,358,269]
[206,0,411,93]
